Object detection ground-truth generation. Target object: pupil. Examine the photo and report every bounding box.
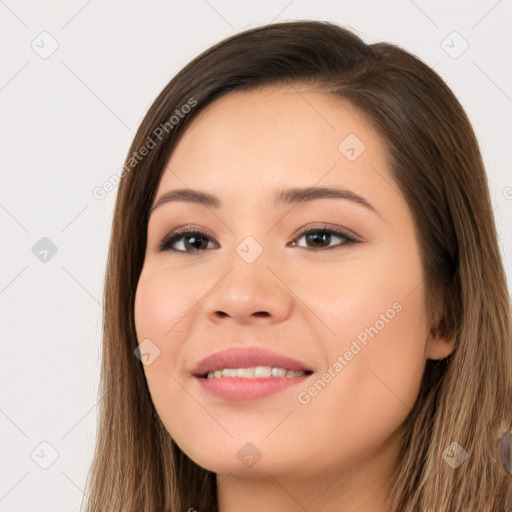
[187,236,205,250]
[307,232,330,247]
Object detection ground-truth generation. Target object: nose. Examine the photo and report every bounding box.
[201,248,294,325]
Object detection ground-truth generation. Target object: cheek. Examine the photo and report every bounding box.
[133,266,200,444]
[133,266,194,392]
[134,265,199,343]
[292,243,428,449]
[302,244,428,379]
[285,291,427,473]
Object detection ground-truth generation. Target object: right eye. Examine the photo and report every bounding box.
[158,227,218,254]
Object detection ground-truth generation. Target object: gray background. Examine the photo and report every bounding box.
[1,1,511,510]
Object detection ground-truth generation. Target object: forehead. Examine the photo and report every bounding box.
[155,85,394,208]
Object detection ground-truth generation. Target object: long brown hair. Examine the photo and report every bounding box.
[83,20,512,511]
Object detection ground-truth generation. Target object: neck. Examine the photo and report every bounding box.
[216,428,401,512]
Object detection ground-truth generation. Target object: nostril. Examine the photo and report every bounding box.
[253,311,270,317]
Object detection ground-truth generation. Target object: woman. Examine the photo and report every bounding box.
[84,20,511,511]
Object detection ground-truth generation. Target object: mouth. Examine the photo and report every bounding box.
[191,346,314,400]
[200,367,313,379]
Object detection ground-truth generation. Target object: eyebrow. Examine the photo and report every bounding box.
[149,186,382,219]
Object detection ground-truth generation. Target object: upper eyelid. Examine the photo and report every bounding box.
[163,224,356,241]
[295,224,359,239]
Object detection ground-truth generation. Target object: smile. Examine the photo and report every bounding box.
[192,346,314,400]
[205,367,310,378]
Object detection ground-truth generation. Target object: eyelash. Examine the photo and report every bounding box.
[158,224,360,254]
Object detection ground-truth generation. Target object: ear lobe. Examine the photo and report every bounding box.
[425,318,455,360]
[426,331,455,360]
[425,298,455,360]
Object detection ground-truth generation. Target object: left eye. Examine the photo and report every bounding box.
[158,225,359,254]
[291,227,358,250]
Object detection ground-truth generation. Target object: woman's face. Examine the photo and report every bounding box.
[134,86,452,482]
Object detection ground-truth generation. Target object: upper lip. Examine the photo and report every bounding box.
[191,346,314,377]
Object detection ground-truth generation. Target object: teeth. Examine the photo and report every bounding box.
[254,366,271,378]
[271,367,287,377]
[206,366,308,379]
[236,368,254,378]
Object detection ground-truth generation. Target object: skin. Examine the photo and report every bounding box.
[134,85,454,511]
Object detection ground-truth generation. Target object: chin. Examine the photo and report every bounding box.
[174,434,297,478]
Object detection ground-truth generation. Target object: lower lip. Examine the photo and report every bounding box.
[195,375,311,400]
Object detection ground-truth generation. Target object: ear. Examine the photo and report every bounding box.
[425,328,455,360]
[425,299,455,360]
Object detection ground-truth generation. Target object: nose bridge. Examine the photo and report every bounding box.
[224,207,272,270]
[200,229,293,322]
[235,232,267,266]
[222,231,272,298]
